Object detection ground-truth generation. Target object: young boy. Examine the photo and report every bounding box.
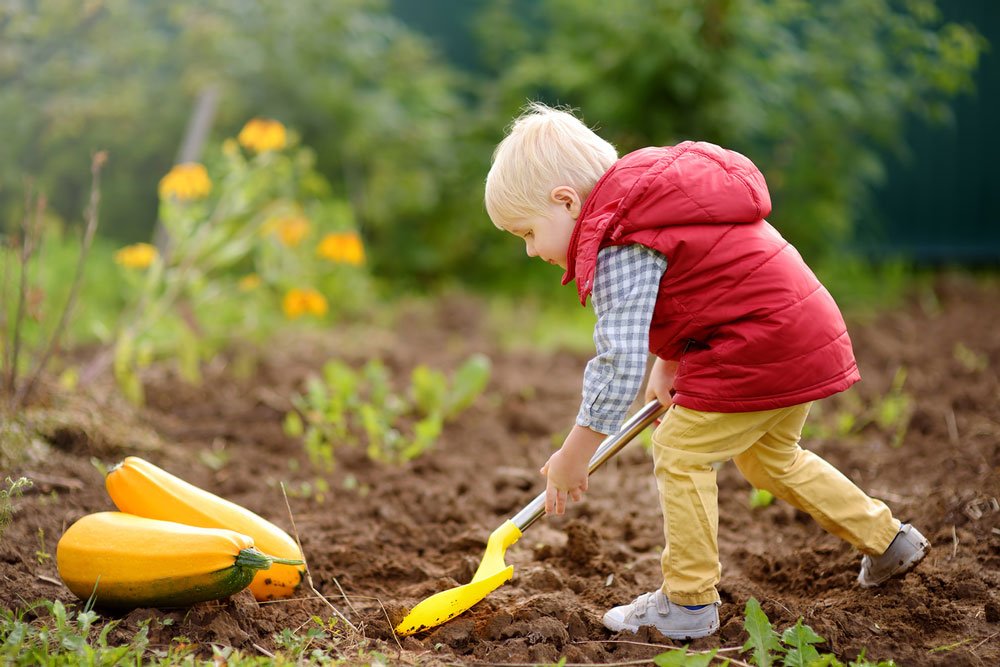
[484,103,930,640]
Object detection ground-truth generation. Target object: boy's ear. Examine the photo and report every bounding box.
[549,186,582,218]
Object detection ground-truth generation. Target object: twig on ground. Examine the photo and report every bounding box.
[869,489,909,504]
[952,525,959,559]
[36,574,62,586]
[572,640,750,666]
[375,596,403,652]
[252,643,275,658]
[332,576,360,618]
[971,631,1000,652]
[458,653,748,667]
[945,408,959,445]
[280,481,358,633]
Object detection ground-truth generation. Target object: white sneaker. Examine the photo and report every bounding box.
[602,590,720,639]
[858,523,930,588]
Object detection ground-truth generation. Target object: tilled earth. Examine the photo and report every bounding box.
[2,274,999,665]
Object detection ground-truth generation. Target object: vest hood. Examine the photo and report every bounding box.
[563,142,772,304]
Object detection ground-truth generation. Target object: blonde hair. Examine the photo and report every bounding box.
[485,103,618,228]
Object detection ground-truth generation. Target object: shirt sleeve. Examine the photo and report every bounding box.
[577,244,668,435]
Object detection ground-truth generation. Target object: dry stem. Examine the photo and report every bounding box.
[14,152,107,408]
[279,481,359,633]
[4,186,43,400]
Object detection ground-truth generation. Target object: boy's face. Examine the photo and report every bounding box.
[503,186,581,270]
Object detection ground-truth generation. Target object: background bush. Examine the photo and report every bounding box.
[0,0,986,294]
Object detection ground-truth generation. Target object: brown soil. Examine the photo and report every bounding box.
[2,275,999,666]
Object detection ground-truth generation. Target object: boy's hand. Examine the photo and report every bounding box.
[540,425,604,515]
[645,357,679,409]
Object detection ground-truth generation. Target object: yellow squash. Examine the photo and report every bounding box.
[56,512,297,608]
[105,456,306,601]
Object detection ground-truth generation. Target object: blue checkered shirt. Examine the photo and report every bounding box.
[576,244,668,435]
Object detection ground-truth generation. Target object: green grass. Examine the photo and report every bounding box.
[0,601,376,666]
[0,595,905,666]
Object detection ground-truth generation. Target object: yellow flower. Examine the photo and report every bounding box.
[317,232,365,265]
[263,216,311,247]
[238,118,287,153]
[238,274,262,291]
[282,288,328,319]
[114,243,158,269]
[158,163,212,201]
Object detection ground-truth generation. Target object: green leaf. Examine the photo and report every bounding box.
[283,411,304,437]
[742,597,782,667]
[780,619,824,667]
[653,647,722,666]
[411,364,448,416]
[444,353,491,419]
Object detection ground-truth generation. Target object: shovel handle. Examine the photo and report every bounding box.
[509,400,667,532]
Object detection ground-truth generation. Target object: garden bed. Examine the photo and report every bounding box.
[2,276,999,665]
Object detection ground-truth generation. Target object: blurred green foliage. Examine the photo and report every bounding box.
[284,354,491,467]
[479,0,986,260]
[0,230,127,362]
[0,0,987,293]
[0,0,466,283]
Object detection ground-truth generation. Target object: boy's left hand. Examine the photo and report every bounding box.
[540,425,604,515]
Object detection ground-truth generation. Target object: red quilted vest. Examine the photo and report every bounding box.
[563,142,860,412]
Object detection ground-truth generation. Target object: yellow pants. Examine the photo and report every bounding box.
[651,402,901,606]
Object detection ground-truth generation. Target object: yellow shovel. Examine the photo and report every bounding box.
[395,400,666,636]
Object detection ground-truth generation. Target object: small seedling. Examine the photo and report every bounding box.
[750,488,776,509]
[286,354,491,467]
[953,342,987,373]
[35,527,52,564]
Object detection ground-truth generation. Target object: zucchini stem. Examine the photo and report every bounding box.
[268,557,305,566]
[235,547,305,570]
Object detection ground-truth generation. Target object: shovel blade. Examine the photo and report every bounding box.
[395,565,514,636]
[396,520,523,636]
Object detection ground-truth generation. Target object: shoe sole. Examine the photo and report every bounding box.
[602,615,720,639]
[857,537,930,588]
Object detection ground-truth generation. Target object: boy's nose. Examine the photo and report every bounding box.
[525,241,537,257]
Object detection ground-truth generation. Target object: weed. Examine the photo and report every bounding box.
[1,153,106,410]
[739,597,897,666]
[35,527,51,565]
[198,440,231,471]
[0,476,32,538]
[0,600,156,666]
[871,367,912,448]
